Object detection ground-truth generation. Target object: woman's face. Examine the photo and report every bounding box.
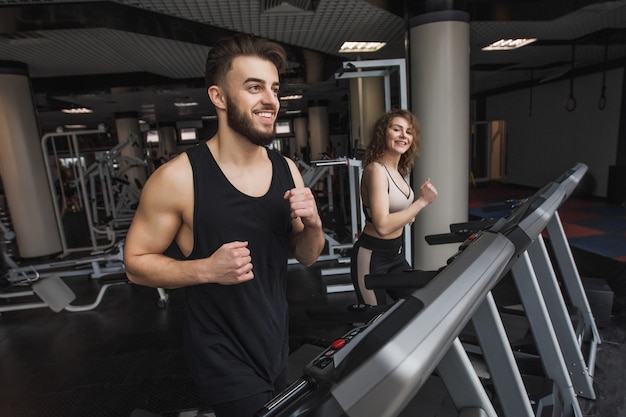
[385,116,414,155]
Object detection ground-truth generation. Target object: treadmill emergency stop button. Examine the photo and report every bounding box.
[331,339,347,349]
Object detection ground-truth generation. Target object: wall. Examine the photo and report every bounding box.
[486,68,623,197]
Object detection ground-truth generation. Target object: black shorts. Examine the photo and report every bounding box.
[351,233,412,305]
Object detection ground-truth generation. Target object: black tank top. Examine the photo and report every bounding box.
[181,143,294,403]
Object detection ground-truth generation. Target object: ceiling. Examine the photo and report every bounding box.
[2,0,626,134]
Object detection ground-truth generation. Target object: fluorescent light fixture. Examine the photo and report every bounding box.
[339,41,386,53]
[174,101,199,107]
[482,38,537,51]
[202,115,217,120]
[285,110,302,114]
[62,107,92,114]
[64,124,87,129]
[280,94,303,100]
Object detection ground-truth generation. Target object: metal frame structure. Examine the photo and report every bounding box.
[335,58,411,263]
[42,126,112,253]
[294,158,364,290]
[41,128,146,254]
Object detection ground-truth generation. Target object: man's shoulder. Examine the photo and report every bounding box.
[137,152,193,211]
[149,152,192,185]
[185,142,209,158]
[265,147,293,168]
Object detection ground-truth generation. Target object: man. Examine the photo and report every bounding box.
[123,33,325,417]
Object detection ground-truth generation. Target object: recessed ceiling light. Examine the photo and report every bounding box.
[482,38,537,51]
[61,107,92,114]
[339,41,386,53]
[280,94,303,100]
[174,102,199,107]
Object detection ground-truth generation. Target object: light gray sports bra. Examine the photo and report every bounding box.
[363,165,414,222]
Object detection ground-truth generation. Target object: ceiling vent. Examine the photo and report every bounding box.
[262,0,318,15]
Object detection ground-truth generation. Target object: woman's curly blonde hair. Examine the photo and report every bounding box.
[363,109,420,177]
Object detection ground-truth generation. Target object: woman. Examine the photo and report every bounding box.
[351,109,438,306]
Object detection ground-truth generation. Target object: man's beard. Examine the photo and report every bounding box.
[226,96,276,146]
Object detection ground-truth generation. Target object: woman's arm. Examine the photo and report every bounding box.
[363,163,437,238]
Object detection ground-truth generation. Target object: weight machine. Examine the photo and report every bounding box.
[0,219,127,314]
[84,136,146,235]
[42,128,147,254]
[293,157,366,294]
[296,157,362,259]
[1,220,169,313]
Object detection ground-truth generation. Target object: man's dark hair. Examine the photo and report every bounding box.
[205,33,287,88]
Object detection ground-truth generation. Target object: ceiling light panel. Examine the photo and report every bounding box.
[482,38,537,51]
[262,0,317,13]
[114,0,405,59]
[339,41,386,53]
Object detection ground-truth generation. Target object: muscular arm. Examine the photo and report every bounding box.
[362,163,437,238]
[284,157,325,266]
[123,155,254,289]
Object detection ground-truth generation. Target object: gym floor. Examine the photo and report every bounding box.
[0,184,625,417]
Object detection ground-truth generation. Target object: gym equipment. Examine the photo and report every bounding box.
[0,228,127,314]
[84,136,146,235]
[295,158,359,264]
[42,126,113,253]
[440,165,599,400]
[0,225,168,313]
[258,223,514,417]
[0,272,127,314]
[334,58,411,263]
[294,157,366,294]
[301,58,413,296]
[42,128,148,254]
[255,162,597,417]
[3,237,126,282]
[305,269,439,325]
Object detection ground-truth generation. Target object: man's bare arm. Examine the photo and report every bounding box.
[123,156,255,288]
[284,158,325,266]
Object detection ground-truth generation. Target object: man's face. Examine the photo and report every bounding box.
[223,56,281,146]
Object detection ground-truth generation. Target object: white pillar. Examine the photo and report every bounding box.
[349,76,386,149]
[410,11,471,270]
[157,122,177,158]
[114,111,147,186]
[0,62,62,258]
[308,103,329,161]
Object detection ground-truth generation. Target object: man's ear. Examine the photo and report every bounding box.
[208,86,226,110]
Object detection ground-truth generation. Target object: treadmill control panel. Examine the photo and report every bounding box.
[309,325,369,371]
